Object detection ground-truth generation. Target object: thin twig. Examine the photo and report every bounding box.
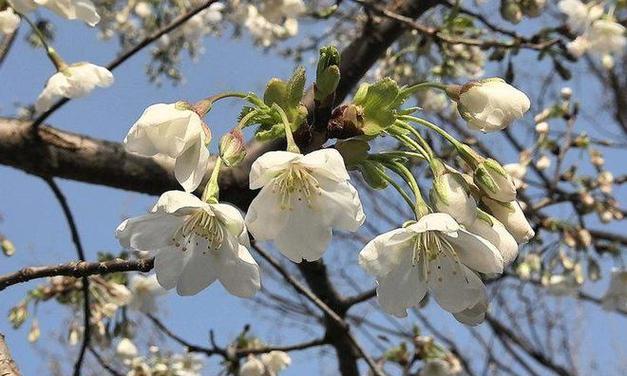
[31,0,222,129]
[88,346,124,376]
[43,177,90,376]
[0,258,155,291]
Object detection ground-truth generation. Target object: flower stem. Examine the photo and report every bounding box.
[379,172,416,215]
[401,115,463,149]
[15,11,66,71]
[202,157,223,204]
[237,109,258,130]
[194,92,249,116]
[384,161,430,218]
[273,104,300,154]
[404,81,448,92]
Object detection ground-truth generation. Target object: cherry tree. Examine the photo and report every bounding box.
[0,0,625,375]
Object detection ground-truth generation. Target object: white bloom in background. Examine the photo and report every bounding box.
[245,149,365,263]
[183,3,224,42]
[418,89,449,112]
[124,103,211,192]
[359,213,503,317]
[558,0,603,33]
[240,355,265,376]
[260,351,291,375]
[482,198,534,244]
[134,1,152,19]
[536,155,551,171]
[586,20,626,56]
[0,8,20,34]
[40,0,101,26]
[456,78,531,132]
[543,274,581,296]
[238,0,305,47]
[419,359,459,376]
[601,269,627,313]
[567,35,590,57]
[128,274,167,313]
[430,173,477,226]
[468,213,518,266]
[35,62,113,113]
[116,191,261,297]
[171,353,203,376]
[597,170,614,193]
[116,338,138,365]
[504,162,527,190]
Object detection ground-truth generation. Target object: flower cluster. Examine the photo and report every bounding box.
[116,340,204,376]
[234,0,306,47]
[240,351,291,376]
[559,0,626,67]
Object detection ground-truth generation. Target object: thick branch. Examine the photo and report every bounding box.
[0,333,20,376]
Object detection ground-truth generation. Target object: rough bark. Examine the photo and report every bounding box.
[0,334,20,376]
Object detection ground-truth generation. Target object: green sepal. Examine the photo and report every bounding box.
[353,78,400,135]
[358,160,389,190]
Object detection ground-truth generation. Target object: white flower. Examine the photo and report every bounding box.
[171,353,203,376]
[35,62,113,113]
[128,274,167,313]
[536,155,551,171]
[474,158,517,202]
[482,198,534,244]
[116,338,138,365]
[586,20,626,56]
[359,213,503,317]
[25,0,101,26]
[567,36,590,57]
[116,191,261,297]
[134,2,152,18]
[239,0,304,47]
[558,0,603,34]
[601,269,627,313]
[452,291,488,326]
[456,78,530,132]
[245,149,365,263]
[543,274,581,296]
[0,8,20,34]
[430,173,477,227]
[419,359,459,376]
[108,282,133,306]
[260,351,291,375]
[123,103,211,192]
[504,162,527,190]
[240,355,265,376]
[468,213,518,267]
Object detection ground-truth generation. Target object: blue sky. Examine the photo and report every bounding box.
[1,5,626,376]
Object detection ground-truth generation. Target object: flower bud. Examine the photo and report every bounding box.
[474,158,517,202]
[116,338,139,363]
[1,237,15,256]
[219,130,246,167]
[455,78,530,132]
[535,121,549,134]
[503,162,527,190]
[28,319,40,343]
[482,197,534,243]
[8,302,28,329]
[430,171,477,226]
[521,0,546,17]
[536,155,551,170]
[500,0,523,24]
[560,87,572,100]
[469,212,519,266]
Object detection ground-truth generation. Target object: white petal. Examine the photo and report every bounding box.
[212,203,246,239]
[447,229,504,274]
[152,190,207,214]
[359,228,414,278]
[273,203,332,262]
[469,215,519,266]
[428,260,484,313]
[174,140,210,192]
[300,148,350,182]
[409,213,460,234]
[377,251,427,318]
[217,244,261,297]
[116,213,182,250]
[245,185,290,240]
[316,178,365,232]
[453,288,488,326]
[154,247,188,290]
[35,72,69,113]
[175,237,218,296]
[249,151,301,189]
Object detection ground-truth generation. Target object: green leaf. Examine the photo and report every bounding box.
[263,78,289,108]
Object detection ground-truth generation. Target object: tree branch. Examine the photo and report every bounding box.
[0,333,20,376]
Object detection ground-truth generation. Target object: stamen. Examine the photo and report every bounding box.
[171,210,225,254]
[271,164,321,210]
